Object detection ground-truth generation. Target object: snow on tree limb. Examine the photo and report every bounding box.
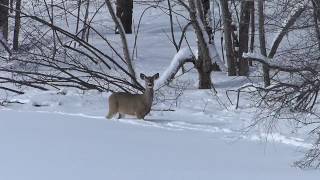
[156,42,227,89]
[155,47,196,89]
[196,15,227,72]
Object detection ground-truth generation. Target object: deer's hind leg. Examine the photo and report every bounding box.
[118,113,124,119]
[106,111,117,119]
[106,101,118,119]
[136,111,146,120]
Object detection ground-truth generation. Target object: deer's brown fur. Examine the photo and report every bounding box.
[106,73,159,119]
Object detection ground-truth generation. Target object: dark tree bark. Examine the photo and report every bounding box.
[312,0,320,50]
[10,0,13,13]
[81,0,90,41]
[75,0,81,35]
[238,0,253,76]
[258,0,270,87]
[13,0,21,51]
[201,0,212,38]
[0,0,9,41]
[220,0,236,76]
[116,0,133,34]
[249,0,255,65]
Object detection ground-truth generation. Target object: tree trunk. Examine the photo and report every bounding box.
[75,0,81,35]
[220,0,236,76]
[258,0,270,87]
[116,0,133,34]
[81,0,90,41]
[202,0,220,71]
[13,0,21,51]
[0,0,9,41]
[188,0,213,89]
[238,0,253,76]
[312,0,320,50]
[249,0,255,65]
[10,0,13,13]
[198,67,212,89]
[106,0,136,83]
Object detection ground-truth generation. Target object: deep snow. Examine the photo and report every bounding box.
[1,110,320,180]
[1,0,320,179]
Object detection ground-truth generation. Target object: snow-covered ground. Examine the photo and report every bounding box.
[1,1,320,179]
[1,110,320,180]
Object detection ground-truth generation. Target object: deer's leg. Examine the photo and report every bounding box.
[136,112,145,120]
[106,111,116,119]
[118,113,124,119]
[106,102,117,119]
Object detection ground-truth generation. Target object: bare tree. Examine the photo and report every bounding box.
[0,0,143,94]
[243,0,320,169]
[0,0,9,41]
[81,0,90,41]
[106,0,136,83]
[181,0,214,88]
[220,0,236,76]
[115,0,133,34]
[258,0,270,87]
[13,0,21,51]
[238,0,253,76]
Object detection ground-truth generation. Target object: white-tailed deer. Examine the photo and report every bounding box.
[106,73,159,119]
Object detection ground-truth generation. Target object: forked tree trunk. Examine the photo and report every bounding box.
[116,0,133,34]
[13,0,21,51]
[188,0,213,89]
[220,0,236,76]
[0,0,9,41]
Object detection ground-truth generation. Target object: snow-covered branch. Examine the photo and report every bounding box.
[195,6,227,72]
[155,47,196,89]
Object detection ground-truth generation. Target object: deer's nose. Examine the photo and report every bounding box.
[148,83,152,86]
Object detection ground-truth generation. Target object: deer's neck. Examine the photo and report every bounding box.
[143,88,154,107]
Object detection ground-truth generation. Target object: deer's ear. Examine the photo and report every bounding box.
[153,73,159,80]
[140,73,146,80]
